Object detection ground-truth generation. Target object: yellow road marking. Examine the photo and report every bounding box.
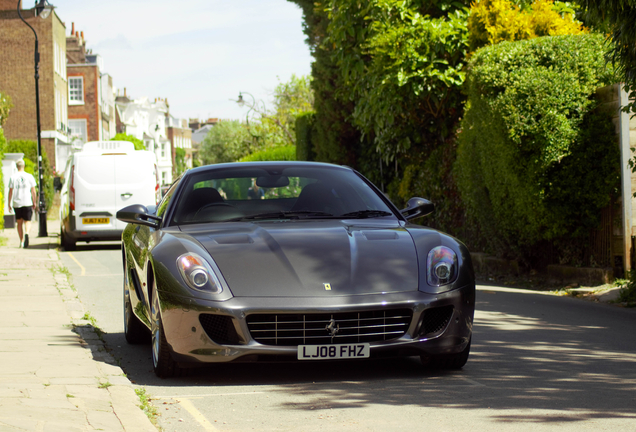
[175,398,219,431]
[67,252,86,276]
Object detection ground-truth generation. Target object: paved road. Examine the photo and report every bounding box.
[60,244,636,431]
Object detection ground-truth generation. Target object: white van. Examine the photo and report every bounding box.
[59,141,159,250]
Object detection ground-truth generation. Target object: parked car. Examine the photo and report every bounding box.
[59,141,159,250]
[117,162,475,378]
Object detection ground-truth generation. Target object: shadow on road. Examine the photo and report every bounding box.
[89,289,636,424]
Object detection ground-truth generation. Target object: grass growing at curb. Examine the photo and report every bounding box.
[616,272,636,306]
[82,311,104,340]
[135,388,160,426]
[0,236,7,247]
[98,379,112,389]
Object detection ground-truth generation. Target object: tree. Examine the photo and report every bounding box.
[0,91,12,127]
[174,147,187,175]
[111,133,145,150]
[240,75,314,147]
[199,120,254,165]
[576,0,636,111]
[468,0,587,51]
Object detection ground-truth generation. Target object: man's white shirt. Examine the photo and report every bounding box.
[9,171,36,208]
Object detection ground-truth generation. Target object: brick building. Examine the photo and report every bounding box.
[166,115,193,175]
[0,0,68,172]
[66,24,116,152]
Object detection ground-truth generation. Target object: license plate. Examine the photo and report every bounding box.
[297,343,370,360]
[82,217,109,225]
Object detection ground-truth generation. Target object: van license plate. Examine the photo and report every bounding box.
[297,343,370,360]
[83,218,109,225]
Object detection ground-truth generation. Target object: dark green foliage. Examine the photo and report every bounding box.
[6,140,55,212]
[288,0,471,230]
[295,111,316,161]
[287,0,363,168]
[576,0,636,112]
[0,128,5,229]
[455,34,620,262]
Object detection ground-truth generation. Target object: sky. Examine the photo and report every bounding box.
[51,0,313,122]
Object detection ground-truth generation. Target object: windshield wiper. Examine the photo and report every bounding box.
[225,211,334,222]
[340,210,393,219]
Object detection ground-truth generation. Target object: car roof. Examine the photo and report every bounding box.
[187,161,353,175]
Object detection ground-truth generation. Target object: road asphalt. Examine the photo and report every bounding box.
[0,218,628,432]
[0,220,156,432]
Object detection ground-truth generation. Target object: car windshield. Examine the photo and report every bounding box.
[171,164,395,225]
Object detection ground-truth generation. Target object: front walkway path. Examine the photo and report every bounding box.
[0,220,155,431]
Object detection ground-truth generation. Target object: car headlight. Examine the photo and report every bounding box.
[177,253,223,294]
[427,246,458,286]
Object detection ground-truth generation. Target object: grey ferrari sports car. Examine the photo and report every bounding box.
[117,161,475,378]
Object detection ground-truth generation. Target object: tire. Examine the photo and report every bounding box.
[123,263,149,344]
[422,338,471,370]
[60,228,76,251]
[151,281,182,378]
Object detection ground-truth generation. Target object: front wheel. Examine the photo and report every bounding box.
[151,281,182,378]
[421,338,471,370]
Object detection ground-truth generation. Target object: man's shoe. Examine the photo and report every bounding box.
[23,234,29,248]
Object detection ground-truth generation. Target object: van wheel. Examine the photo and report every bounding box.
[60,229,76,251]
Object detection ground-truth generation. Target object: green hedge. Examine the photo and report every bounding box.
[455,34,620,262]
[0,129,5,229]
[238,146,296,162]
[295,111,315,161]
[6,140,55,212]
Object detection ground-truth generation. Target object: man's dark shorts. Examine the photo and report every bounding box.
[14,206,33,221]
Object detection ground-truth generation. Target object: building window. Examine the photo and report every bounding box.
[161,143,166,158]
[69,119,88,142]
[69,77,84,105]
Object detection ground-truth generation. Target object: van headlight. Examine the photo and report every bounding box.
[177,253,223,293]
[427,246,458,287]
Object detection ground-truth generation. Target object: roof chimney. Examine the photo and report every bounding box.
[124,88,127,97]
[71,22,75,36]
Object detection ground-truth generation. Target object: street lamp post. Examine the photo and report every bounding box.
[17,0,55,238]
[237,91,295,145]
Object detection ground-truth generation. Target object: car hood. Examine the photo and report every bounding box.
[181,219,423,297]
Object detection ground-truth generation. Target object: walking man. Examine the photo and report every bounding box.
[7,159,37,248]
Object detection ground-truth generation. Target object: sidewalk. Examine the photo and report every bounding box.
[0,220,155,432]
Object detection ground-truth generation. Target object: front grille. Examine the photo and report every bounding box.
[419,305,454,337]
[246,309,413,346]
[199,314,241,345]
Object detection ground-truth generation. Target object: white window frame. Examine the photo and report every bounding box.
[68,119,88,142]
[68,76,84,105]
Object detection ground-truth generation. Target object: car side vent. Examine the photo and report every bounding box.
[199,314,241,345]
[419,305,454,337]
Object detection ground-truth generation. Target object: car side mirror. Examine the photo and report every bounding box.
[117,204,162,229]
[400,197,434,220]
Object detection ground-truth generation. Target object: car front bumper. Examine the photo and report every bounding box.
[157,285,475,365]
